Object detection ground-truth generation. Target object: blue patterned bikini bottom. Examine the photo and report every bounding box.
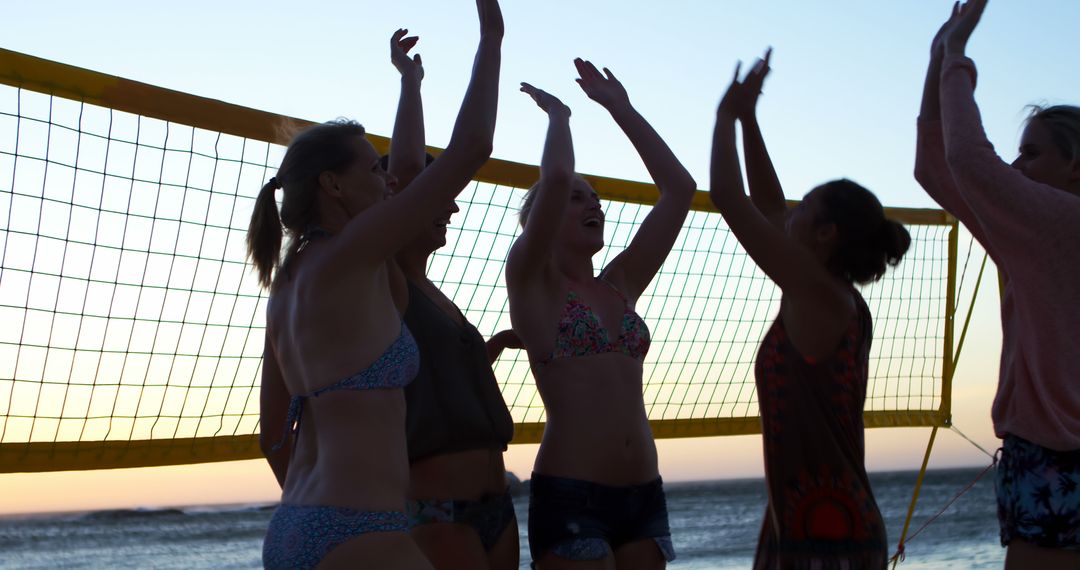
[262,504,408,570]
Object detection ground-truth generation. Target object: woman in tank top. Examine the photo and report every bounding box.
[380,25,520,570]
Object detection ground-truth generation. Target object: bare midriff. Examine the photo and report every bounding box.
[408,449,508,500]
[531,353,658,486]
[281,389,410,512]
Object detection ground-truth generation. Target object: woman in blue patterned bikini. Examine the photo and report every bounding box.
[247,1,502,568]
[508,60,696,569]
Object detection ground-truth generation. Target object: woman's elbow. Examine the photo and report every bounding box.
[454,132,494,163]
[674,177,698,197]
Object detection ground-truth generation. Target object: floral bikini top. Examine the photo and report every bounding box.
[537,279,651,367]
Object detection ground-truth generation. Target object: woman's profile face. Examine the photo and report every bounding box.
[333,138,398,214]
[1011,119,1079,194]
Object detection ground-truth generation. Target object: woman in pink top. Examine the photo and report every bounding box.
[916,1,1080,567]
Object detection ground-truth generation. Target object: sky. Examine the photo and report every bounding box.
[1,0,1078,515]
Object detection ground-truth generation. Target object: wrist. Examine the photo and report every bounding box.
[549,106,572,120]
[715,109,738,123]
[607,102,637,122]
[943,41,966,57]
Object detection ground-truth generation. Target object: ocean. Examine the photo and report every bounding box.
[0,466,1002,569]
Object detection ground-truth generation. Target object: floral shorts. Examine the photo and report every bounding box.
[407,490,516,551]
[995,434,1080,549]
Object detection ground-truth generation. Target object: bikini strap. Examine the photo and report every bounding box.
[267,395,304,453]
[596,277,630,305]
[297,225,332,251]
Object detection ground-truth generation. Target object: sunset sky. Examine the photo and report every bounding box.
[2,0,1078,515]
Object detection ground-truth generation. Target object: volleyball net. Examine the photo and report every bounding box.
[0,48,959,473]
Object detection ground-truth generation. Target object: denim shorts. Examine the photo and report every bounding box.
[996,434,1080,549]
[527,472,676,566]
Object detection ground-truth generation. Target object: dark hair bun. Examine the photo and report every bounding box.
[815,179,911,284]
[880,220,911,269]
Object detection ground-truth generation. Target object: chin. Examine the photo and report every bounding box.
[582,238,605,255]
[430,232,448,250]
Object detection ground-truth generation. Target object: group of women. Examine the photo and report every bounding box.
[247,0,1079,568]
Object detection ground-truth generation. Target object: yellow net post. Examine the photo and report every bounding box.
[891,425,939,569]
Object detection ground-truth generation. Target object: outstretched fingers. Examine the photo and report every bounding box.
[574,57,603,82]
[744,48,772,92]
[391,28,419,53]
[390,28,423,78]
[520,82,561,112]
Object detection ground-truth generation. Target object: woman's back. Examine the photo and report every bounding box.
[268,245,414,510]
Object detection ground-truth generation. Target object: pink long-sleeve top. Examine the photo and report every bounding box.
[915,55,1080,452]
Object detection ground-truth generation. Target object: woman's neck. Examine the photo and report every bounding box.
[555,250,595,283]
[396,246,433,282]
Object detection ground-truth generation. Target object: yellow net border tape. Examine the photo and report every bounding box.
[0,48,951,225]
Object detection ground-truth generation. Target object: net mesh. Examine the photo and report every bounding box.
[0,82,951,468]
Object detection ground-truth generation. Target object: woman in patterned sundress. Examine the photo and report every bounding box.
[710,49,911,569]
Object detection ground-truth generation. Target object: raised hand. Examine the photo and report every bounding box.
[390,29,424,81]
[737,49,771,120]
[573,58,630,111]
[476,0,505,39]
[717,49,771,120]
[520,82,570,117]
[941,0,987,56]
[930,2,960,58]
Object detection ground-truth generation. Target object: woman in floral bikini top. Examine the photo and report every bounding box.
[506,60,695,569]
[537,280,651,368]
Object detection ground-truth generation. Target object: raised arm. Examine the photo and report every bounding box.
[387,28,427,189]
[334,0,502,267]
[710,62,851,354]
[733,50,787,228]
[936,0,1080,269]
[913,3,995,250]
[573,59,696,300]
[505,84,574,283]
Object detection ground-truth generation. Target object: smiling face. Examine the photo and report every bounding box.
[1011,118,1080,195]
[556,176,605,254]
[403,197,460,256]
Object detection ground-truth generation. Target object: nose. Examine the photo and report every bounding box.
[450,200,461,214]
[1010,156,1023,171]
